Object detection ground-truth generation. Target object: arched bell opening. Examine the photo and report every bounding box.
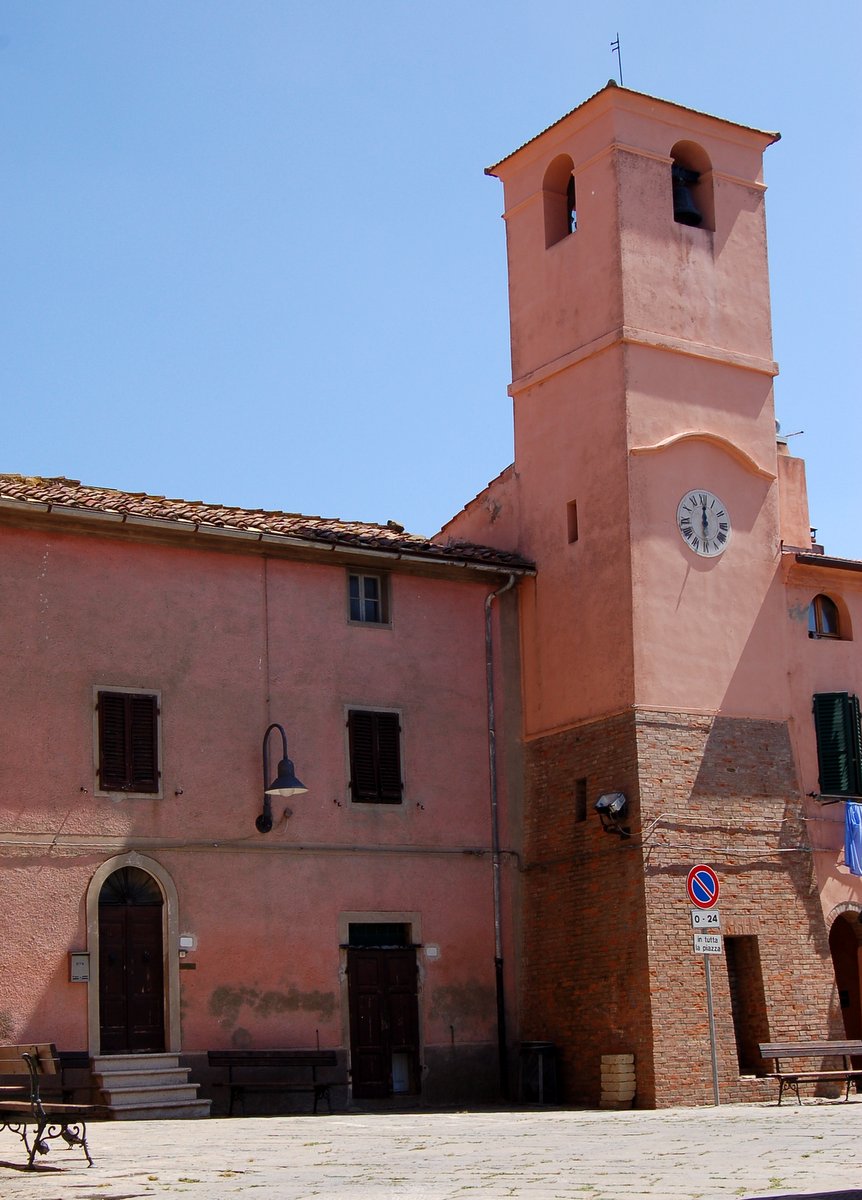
[542,154,577,248]
[670,140,715,231]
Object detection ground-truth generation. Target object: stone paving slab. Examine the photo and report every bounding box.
[0,1102,860,1199]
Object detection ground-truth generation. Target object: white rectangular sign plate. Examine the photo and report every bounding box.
[693,933,723,955]
[691,909,721,929]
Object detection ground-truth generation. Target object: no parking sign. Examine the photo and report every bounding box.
[687,864,720,909]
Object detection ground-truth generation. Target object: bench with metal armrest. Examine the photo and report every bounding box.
[758,1040,862,1105]
[0,1043,98,1169]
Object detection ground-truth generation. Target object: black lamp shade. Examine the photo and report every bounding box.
[266,756,307,797]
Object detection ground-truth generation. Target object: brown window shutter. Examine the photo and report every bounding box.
[98,692,129,790]
[348,710,403,803]
[98,691,159,793]
[349,710,378,800]
[376,711,403,801]
[129,694,159,791]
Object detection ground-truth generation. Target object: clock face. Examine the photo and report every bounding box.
[676,489,731,557]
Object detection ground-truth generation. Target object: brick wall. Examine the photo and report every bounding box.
[521,709,843,1107]
[521,710,655,1106]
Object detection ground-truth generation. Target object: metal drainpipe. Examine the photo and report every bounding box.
[485,573,516,1100]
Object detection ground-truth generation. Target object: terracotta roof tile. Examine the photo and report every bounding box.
[0,475,534,573]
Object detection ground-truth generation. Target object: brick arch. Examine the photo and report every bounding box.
[825,901,862,934]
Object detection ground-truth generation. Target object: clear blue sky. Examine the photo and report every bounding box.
[2,2,860,555]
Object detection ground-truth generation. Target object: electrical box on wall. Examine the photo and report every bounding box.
[69,952,90,983]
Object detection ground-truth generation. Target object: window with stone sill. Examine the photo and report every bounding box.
[96,689,161,795]
[348,571,390,625]
[347,709,403,804]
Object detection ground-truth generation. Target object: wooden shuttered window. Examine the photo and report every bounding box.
[812,692,862,797]
[348,710,403,803]
[98,691,160,793]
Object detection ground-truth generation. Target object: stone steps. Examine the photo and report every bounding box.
[92,1053,210,1120]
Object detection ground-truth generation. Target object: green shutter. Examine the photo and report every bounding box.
[813,692,862,796]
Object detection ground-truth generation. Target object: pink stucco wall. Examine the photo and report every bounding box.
[0,519,520,1100]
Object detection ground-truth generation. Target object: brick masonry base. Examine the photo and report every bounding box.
[521,709,843,1108]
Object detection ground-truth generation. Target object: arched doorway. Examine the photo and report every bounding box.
[829,912,862,1040]
[98,866,166,1054]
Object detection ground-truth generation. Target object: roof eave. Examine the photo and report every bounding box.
[0,494,535,577]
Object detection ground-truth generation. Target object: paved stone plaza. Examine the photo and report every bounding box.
[1,1102,860,1199]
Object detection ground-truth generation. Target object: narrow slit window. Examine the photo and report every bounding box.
[574,777,587,824]
[567,500,579,544]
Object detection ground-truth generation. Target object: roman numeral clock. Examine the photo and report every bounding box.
[676,489,731,557]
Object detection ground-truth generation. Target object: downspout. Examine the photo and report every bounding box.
[485,572,516,1099]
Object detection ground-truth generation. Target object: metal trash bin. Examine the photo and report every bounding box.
[519,1041,558,1104]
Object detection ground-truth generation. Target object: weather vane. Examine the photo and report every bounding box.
[611,33,623,86]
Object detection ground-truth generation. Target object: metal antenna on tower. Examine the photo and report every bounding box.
[611,33,623,86]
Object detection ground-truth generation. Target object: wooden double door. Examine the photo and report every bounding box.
[347,947,420,1098]
[98,867,166,1055]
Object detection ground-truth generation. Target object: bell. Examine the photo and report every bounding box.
[671,164,702,227]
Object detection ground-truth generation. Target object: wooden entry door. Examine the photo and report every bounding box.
[98,868,166,1055]
[348,948,420,1098]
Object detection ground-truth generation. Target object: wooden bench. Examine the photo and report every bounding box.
[759,1040,862,1105]
[0,1044,96,1169]
[207,1049,342,1116]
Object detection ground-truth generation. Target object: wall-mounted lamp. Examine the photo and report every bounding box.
[256,722,307,834]
[595,791,630,838]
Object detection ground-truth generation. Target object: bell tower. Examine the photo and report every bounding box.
[444,85,838,1109]
[486,81,782,729]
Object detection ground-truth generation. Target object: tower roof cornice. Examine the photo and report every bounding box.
[486,82,780,177]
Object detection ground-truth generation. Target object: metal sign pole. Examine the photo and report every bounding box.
[704,954,720,1105]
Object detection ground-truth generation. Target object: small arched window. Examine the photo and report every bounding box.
[670,141,714,232]
[543,154,576,248]
[809,594,841,639]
